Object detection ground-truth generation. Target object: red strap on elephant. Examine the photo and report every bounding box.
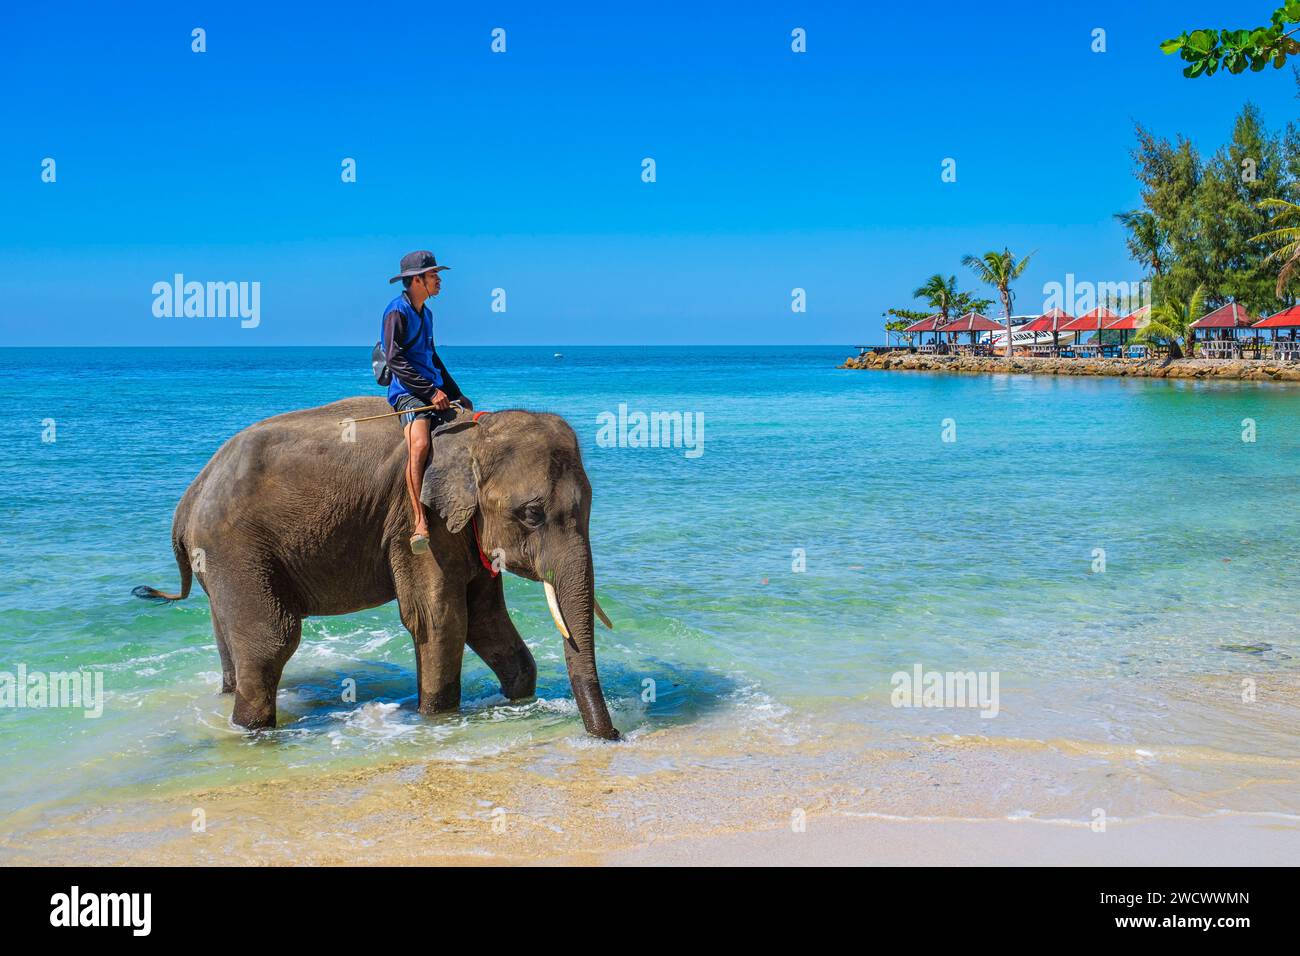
[472,410,490,423]
[471,515,499,577]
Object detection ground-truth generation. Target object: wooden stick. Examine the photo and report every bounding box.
[341,400,466,425]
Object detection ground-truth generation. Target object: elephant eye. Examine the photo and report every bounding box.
[518,503,546,529]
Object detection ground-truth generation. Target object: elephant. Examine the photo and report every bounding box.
[133,397,620,740]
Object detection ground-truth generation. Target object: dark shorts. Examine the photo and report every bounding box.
[393,393,437,428]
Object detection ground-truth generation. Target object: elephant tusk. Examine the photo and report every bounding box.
[594,596,614,630]
[542,581,571,641]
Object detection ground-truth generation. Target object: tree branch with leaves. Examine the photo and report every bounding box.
[1162,2,1300,77]
[883,308,930,346]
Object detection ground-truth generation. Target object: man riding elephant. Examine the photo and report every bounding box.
[134,399,621,740]
[380,250,472,554]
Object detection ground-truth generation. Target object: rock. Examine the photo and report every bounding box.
[838,351,1300,383]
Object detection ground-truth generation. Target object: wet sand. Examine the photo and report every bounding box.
[5,703,1297,866]
[608,814,1300,866]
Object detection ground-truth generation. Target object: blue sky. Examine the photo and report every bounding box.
[1,1,1296,346]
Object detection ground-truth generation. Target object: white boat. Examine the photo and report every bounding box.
[981,316,1085,350]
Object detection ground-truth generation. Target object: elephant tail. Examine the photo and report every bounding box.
[132,528,193,602]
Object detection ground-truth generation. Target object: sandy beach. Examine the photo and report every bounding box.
[8,765,1295,867]
[6,681,1297,867]
[609,814,1300,866]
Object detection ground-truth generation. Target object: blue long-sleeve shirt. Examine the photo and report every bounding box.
[380,293,462,407]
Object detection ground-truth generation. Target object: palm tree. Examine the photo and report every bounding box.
[952,291,995,315]
[962,249,1035,359]
[1133,285,1205,361]
[913,274,960,323]
[1251,198,1300,296]
[1114,210,1169,277]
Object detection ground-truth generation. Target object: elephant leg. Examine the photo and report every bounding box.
[211,610,236,695]
[400,597,467,714]
[466,573,537,700]
[211,585,302,730]
[390,546,468,715]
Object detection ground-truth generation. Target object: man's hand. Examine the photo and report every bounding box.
[429,389,451,411]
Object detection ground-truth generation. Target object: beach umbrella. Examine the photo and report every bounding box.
[1019,308,1074,352]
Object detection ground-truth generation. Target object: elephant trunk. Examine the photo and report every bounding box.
[547,548,619,740]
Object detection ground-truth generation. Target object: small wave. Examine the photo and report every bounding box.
[933,733,1300,768]
[356,632,399,654]
[327,701,419,741]
[98,645,204,672]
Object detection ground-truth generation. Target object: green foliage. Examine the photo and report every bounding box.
[884,308,930,323]
[952,291,995,314]
[1162,3,1300,77]
[1113,210,1169,275]
[1119,104,1298,313]
[912,274,960,321]
[879,280,993,344]
[1134,286,1207,358]
[963,249,1034,288]
[883,308,929,335]
[1251,197,1300,293]
[909,274,991,320]
[962,249,1034,311]
[962,249,1034,358]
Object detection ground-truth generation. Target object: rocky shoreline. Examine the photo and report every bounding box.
[839,351,1300,382]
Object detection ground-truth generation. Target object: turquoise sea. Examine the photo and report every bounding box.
[2,346,1299,860]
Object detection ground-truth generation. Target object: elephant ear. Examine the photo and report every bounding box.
[420,420,479,534]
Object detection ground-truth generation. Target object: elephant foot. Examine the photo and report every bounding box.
[498,670,537,701]
[500,681,536,702]
[231,692,277,730]
[500,647,538,699]
[418,685,462,716]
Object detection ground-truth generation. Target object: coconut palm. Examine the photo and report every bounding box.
[962,249,1035,359]
[1133,285,1205,361]
[1250,198,1300,296]
[912,274,960,323]
[1114,210,1169,277]
[952,291,995,315]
